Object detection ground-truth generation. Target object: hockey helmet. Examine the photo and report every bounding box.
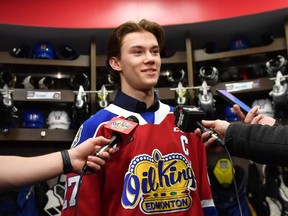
[0,70,17,88]
[70,73,90,90]
[220,66,239,82]
[266,55,287,77]
[38,76,54,89]
[23,110,45,128]
[199,66,219,86]
[56,45,79,60]
[10,44,31,58]
[47,110,71,130]
[21,75,35,89]
[203,42,220,54]
[0,89,17,132]
[252,98,274,118]
[260,32,275,46]
[32,41,55,59]
[167,69,185,83]
[229,35,250,50]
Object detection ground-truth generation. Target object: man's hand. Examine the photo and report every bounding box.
[194,120,230,153]
[232,104,276,125]
[69,136,116,174]
[195,104,276,153]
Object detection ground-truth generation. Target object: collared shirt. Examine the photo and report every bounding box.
[113,90,159,113]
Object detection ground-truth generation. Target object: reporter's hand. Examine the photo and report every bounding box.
[68,137,116,174]
[194,120,230,153]
[232,104,275,125]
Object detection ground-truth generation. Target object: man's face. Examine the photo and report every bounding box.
[112,31,161,93]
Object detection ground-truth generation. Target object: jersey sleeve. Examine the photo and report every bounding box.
[61,110,115,216]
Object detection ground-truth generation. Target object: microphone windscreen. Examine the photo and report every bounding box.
[174,105,206,132]
[104,116,139,144]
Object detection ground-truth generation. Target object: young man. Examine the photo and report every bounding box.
[62,19,218,216]
[0,136,112,192]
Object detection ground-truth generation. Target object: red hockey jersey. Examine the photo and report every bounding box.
[61,102,217,216]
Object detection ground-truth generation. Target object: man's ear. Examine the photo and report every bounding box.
[109,57,121,71]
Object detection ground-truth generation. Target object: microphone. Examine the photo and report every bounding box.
[82,115,139,172]
[174,105,225,146]
[96,115,139,155]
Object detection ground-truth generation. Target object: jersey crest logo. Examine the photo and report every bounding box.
[121,149,196,214]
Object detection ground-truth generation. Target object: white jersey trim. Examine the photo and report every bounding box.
[104,101,171,125]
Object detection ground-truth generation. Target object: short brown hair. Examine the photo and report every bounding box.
[105,19,165,89]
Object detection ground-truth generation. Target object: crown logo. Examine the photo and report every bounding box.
[122,149,196,214]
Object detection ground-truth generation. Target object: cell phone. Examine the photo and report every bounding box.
[216,89,251,114]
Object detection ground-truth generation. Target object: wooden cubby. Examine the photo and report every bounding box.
[0,12,287,155]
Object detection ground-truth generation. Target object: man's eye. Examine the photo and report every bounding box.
[152,50,159,55]
[134,50,141,54]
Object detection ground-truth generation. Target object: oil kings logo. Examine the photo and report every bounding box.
[109,120,132,131]
[121,149,197,214]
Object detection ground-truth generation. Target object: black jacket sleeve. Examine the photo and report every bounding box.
[225,123,288,165]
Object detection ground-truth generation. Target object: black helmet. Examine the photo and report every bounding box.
[199,66,219,86]
[0,70,17,88]
[266,55,287,77]
[56,45,79,60]
[70,73,90,90]
[10,44,31,58]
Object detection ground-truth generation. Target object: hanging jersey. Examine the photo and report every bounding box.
[61,102,217,216]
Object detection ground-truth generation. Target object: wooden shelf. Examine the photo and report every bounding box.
[0,128,76,142]
[11,88,75,102]
[211,77,274,95]
[161,51,187,64]
[193,37,286,62]
[0,51,90,67]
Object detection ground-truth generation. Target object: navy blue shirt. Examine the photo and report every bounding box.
[113,90,160,113]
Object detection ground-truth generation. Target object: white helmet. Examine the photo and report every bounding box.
[252,98,274,118]
[21,75,35,89]
[47,110,70,130]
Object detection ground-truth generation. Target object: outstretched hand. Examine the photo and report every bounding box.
[194,119,230,153]
[194,104,276,152]
[68,136,116,174]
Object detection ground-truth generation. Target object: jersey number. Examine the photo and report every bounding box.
[62,175,80,209]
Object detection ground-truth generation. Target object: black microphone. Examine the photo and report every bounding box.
[82,115,139,172]
[174,105,225,146]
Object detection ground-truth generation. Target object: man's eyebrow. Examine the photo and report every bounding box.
[129,45,142,49]
[151,45,160,49]
[129,45,159,49]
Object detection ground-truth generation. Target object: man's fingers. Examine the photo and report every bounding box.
[233,104,245,120]
[201,120,215,128]
[244,106,259,123]
[250,114,263,124]
[93,136,111,146]
[96,151,111,160]
[201,131,213,143]
[203,136,217,147]
[86,155,108,172]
